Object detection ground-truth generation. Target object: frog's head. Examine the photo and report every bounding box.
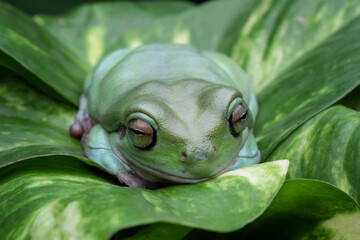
[105,79,253,183]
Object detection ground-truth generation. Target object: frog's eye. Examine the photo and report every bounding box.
[127,119,156,150]
[229,103,248,137]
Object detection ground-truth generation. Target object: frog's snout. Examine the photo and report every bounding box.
[180,145,221,177]
[181,146,216,161]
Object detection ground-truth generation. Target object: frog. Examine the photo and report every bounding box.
[70,44,260,189]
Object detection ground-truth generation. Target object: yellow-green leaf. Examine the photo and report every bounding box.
[116,0,259,54]
[0,2,86,105]
[0,158,288,239]
[0,75,85,168]
[35,1,194,68]
[266,106,360,203]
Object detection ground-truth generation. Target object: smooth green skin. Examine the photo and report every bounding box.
[80,44,259,186]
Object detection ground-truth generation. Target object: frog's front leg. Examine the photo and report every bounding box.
[229,131,261,170]
[85,124,157,188]
[69,94,96,147]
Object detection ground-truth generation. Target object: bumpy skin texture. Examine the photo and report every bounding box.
[71,44,260,188]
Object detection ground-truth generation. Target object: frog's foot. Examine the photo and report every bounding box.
[70,94,96,146]
[111,148,165,189]
[115,170,163,189]
[70,122,83,138]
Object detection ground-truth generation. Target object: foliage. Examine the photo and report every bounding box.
[0,0,359,239]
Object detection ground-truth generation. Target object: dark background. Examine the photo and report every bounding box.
[3,0,208,15]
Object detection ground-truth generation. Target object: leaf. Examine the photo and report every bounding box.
[233,180,360,239]
[34,1,194,68]
[0,51,66,103]
[115,0,260,54]
[232,0,360,90]
[0,158,289,239]
[0,2,86,105]
[1,1,360,238]
[186,179,360,239]
[252,14,360,159]
[0,75,85,168]
[338,85,360,111]
[265,106,360,204]
[122,223,191,240]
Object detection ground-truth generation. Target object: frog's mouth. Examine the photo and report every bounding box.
[113,149,238,183]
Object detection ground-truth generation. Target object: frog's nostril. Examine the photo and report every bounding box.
[181,151,187,159]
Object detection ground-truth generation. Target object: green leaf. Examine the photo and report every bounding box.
[232,0,360,90]
[229,0,360,160]
[0,51,67,103]
[34,1,194,68]
[123,223,191,240]
[252,14,360,159]
[233,180,360,239]
[2,1,360,238]
[338,86,360,111]
[116,0,260,54]
[186,179,360,239]
[0,158,288,239]
[266,106,360,203]
[0,75,85,168]
[0,2,86,105]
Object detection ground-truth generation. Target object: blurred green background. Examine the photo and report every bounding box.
[3,0,206,15]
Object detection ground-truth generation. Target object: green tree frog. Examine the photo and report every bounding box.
[70,44,260,188]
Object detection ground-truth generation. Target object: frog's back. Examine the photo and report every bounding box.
[88,44,257,125]
[90,44,230,96]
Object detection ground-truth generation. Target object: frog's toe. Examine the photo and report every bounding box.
[70,122,84,138]
[116,171,166,189]
[116,172,146,188]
